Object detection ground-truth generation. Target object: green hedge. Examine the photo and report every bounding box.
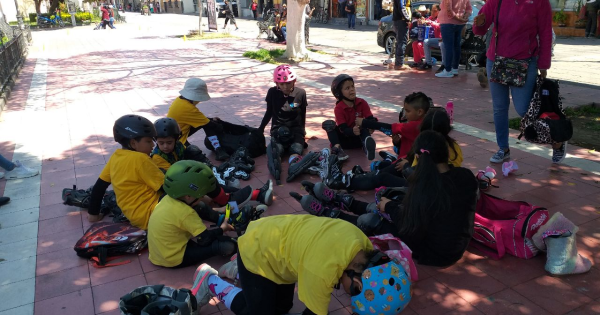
[60,12,92,23]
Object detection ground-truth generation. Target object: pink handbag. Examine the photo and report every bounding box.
[369,234,418,282]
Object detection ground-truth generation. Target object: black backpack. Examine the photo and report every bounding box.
[519,76,573,144]
[204,120,266,158]
[119,285,198,315]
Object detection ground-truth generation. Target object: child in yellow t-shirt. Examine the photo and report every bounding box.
[167,78,230,161]
[147,160,240,268]
[190,215,412,315]
[151,118,273,207]
[87,115,165,229]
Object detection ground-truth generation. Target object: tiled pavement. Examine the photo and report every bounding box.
[1,13,600,315]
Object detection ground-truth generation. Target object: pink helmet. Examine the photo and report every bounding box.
[273,64,297,83]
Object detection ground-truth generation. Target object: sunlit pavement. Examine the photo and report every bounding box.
[0,12,600,315]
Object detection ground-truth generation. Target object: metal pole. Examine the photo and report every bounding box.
[13,0,25,29]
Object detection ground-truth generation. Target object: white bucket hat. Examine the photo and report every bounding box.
[418,5,427,11]
[179,78,211,102]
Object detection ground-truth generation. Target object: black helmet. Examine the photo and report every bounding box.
[154,118,181,139]
[113,115,157,143]
[331,74,354,100]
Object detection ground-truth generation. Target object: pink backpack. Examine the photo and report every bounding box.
[472,193,549,260]
[369,234,418,282]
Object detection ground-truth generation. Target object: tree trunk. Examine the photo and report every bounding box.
[34,0,41,14]
[199,1,203,36]
[48,0,60,13]
[284,0,310,59]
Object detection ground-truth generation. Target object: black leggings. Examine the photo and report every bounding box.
[348,171,406,191]
[229,254,317,315]
[326,127,370,149]
[175,236,233,268]
[186,119,221,147]
[336,200,398,236]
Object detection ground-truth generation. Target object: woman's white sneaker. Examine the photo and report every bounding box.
[435,70,454,78]
[4,161,39,179]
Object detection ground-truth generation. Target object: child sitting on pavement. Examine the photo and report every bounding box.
[190,215,412,315]
[151,117,273,207]
[148,160,239,268]
[87,115,165,229]
[167,78,230,161]
[296,130,478,267]
[322,74,377,161]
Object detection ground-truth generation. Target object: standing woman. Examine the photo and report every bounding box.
[472,0,560,163]
[222,0,239,30]
[251,0,258,20]
[435,0,471,78]
[345,0,356,29]
[586,0,599,38]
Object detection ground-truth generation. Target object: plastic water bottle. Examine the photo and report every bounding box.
[446,101,454,124]
[431,57,437,66]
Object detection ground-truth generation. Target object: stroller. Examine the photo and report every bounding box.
[257,8,277,39]
[93,20,109,30]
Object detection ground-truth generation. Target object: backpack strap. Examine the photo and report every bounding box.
[90,255,132,268]
[470,224,506,260]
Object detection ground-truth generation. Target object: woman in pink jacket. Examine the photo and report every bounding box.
[435,0,472,78]
[472,0,560,164]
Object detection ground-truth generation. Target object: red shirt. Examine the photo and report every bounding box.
[391,119,421,158]
[334,98,373,129]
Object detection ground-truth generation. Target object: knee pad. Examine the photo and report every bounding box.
[289,143,304,156]
[356,213,384,236]
[322,120,336,132]
[212,238,238,257]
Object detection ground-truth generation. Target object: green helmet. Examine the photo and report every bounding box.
[163,160,217,199]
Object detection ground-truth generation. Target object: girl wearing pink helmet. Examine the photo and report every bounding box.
[259,65,320,184]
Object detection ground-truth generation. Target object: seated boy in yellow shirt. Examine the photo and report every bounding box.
[87,115,165,229]
[148,160,239,268]
[191,215,412,315]
[151,117,273,208]
[167,78,230,161]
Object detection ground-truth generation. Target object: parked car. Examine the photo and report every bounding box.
[376,0,485,66]
[202,0,238,18]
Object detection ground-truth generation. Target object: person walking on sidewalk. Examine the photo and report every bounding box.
[586,0,599,38]
[346,0,356,29]
[305,3,315,44]
[108,5,117,29]
[251,0,258,20]
[222,0,239,30]
[392,0,412,70]
[435,0,472,78]
[472,0,561,163]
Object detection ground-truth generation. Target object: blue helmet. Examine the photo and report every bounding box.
[351,259,412,315]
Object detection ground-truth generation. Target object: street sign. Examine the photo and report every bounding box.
[207,0,217,30]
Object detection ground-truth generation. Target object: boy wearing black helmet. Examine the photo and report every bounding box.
[323,74,377,161]
[87,115,165,229]
[152,118,274,208]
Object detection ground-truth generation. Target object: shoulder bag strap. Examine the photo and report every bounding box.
[493,0,503,58]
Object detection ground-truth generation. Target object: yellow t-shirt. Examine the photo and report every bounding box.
[151,154,175,171]
[99,149,164,230]
[148,195,207,267]
[412,141,463,168]
[167,98,210,145]
[238,215,373,315]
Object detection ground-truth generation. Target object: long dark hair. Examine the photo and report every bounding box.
[399,130,450,236]
[420,107,458,163]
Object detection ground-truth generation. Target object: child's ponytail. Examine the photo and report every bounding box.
[399,131,450,236]
[419,107,458,163]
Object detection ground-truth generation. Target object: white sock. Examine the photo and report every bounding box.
[208,136,221,149]
[208,275,242,309]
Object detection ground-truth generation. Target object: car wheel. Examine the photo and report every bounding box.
[384,33,396,55]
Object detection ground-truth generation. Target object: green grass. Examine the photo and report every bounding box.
[309,48,332,55]
[508,117,521,130]
[183,33,236,40]
[564,104,600,117]
[243,49,286,64]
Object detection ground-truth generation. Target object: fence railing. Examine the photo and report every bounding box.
[0,25,32,97]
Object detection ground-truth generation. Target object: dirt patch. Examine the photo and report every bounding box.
[509,103,600,151]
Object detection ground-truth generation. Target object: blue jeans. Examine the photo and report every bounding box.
[281,26,286,40]
[347,14,355,28]
[423,38,443,65]
[109,17,116,29]
[440,24,465,71]
[486,57,538,150]
[0,154,15,171]
[394,20,409,66]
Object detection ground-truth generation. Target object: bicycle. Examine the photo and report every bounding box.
[315,6,328,24]
[37,13,65,28]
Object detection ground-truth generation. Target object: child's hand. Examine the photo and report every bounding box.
[377,197,392,213]
[392,134,401,146]
[220,221,234,232]
[395,159,409,171]
[353,125,360,135]
[355,117,364,126]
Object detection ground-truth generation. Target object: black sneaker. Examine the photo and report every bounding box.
[331,146,349,161]
[379,150,397,162]
[215,147,230,161]
[0,196,10,207]
[364,136,376,160]
[287,151,320,182]
[229,186,253,207]
[256,179,274,205]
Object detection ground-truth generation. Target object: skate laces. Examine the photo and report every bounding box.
[322,188,335,201]
[309,200,323,215]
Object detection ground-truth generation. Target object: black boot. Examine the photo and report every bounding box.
[286,151,320,182]
[312,182,354,210]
